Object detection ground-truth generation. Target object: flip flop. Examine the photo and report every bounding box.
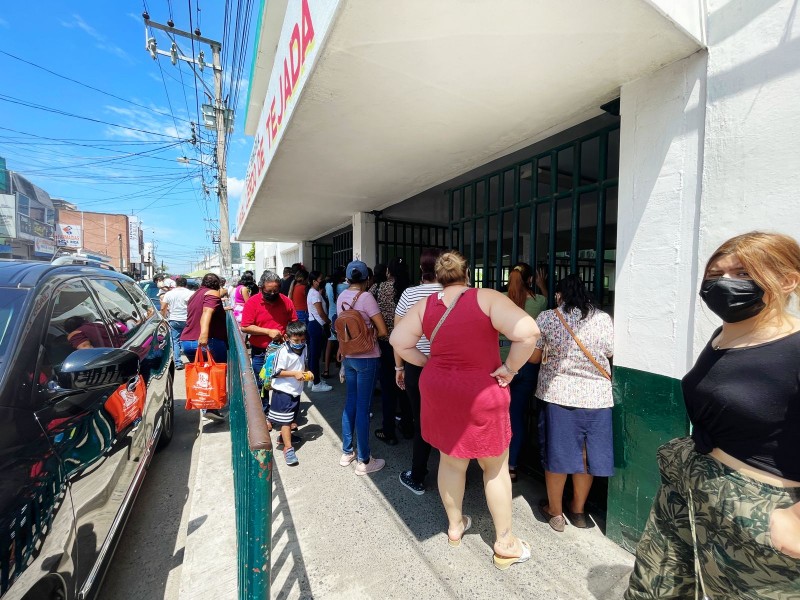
[493,539,531,570]
[565,510,590,528]
[447,515,473,547]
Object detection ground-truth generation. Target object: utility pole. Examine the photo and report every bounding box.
[142,13,231,278]
[118,233,123,271]
[212,44,231,280]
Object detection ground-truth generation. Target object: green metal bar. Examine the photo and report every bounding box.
[595,131,609,305]
[227,314,273,599]
[570,142,580,274]
[547,151,557,306]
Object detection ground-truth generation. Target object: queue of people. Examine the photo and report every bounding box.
[193,228,800,587]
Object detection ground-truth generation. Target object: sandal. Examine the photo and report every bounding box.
[374,429,398,446]
[321,371,330,379]
[538,499,566,532]
[509,467,518,483]
[492,539,531,570]
[447,515,472,547]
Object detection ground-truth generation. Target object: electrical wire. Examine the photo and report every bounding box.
[0,94,185,139]
[0,49,194,124]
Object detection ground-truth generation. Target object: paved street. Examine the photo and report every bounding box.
[98,369,206,600]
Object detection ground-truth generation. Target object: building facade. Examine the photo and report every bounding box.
[0,163,58,261]
[237,0,800,550]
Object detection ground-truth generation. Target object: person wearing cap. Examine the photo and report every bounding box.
[336,260,390,476]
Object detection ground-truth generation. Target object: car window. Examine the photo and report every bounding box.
[0,288,28,366]
[42,281,113,374]
[88,279,148,344]
[123,281,156,320]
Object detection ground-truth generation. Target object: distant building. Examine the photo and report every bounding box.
[0,160,57,260]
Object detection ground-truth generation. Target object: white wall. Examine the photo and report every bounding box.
[615,51,708,379]
[694,0,800,353]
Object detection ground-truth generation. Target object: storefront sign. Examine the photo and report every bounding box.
[128,216,141,263]
[56,224,82,248]
[239,0,341,232]
[18,213,54,241]
[0,194,15,237]
[34,237,55,255]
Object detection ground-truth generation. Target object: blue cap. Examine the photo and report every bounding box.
[346,260,369,281]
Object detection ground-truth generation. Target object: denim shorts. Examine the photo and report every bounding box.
[538,401,614,476]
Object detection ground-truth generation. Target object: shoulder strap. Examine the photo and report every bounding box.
[555,309,611,381]
[343,290,363,312]
[429,289,468,346]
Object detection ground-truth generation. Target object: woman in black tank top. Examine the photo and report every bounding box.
[626,232,800,599]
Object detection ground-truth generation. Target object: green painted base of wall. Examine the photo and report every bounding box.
[606,366,689,553]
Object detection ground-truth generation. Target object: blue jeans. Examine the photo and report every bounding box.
[509,362,539,468]
[181,338,228,363]
[342,357,379,462]
[252,351,267,413]
[168,320,186,363]
[296,310,309,325]
[307,320,325,384]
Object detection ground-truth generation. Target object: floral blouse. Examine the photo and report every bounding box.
[535,306,614,409]
[369,280,398,333]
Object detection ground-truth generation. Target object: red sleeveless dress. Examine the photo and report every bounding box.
[419,288,511,458]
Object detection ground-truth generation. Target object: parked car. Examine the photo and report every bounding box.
[0,259,175,600]
[136,280,161,311]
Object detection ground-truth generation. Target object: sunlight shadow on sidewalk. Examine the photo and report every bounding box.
[270,462,314,600]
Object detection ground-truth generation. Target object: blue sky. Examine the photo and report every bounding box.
[0,1,258,272]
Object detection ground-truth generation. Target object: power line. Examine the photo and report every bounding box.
[0,49,194,124]
[0,93,185,139]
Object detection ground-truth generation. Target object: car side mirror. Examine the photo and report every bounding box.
[56,348,140,391]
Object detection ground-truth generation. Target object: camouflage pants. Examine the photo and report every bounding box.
[625,437,800,600]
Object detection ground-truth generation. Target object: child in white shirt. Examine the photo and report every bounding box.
[269,320,312,465]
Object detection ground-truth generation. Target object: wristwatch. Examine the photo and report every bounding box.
[394,366,405,371]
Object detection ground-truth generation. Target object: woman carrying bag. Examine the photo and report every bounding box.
[531,274,613,532]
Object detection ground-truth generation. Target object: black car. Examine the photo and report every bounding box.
[0,260,175,600]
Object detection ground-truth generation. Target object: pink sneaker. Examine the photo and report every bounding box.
[339,452,356,466]
[355,457,385,476]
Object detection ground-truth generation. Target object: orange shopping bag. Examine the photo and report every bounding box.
[105,375,146,431]
[185,347,227,410]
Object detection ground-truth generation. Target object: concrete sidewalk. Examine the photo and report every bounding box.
[179,374,634,599]
[268,377,634,600]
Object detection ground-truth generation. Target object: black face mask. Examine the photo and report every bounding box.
[699,278,766,323]
[262,291,279,303]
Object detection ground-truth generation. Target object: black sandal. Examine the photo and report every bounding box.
[321,371,331,379]
[509,467,518,483]
[375,429,398,446]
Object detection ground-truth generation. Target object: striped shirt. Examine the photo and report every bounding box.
[395,283,443,355]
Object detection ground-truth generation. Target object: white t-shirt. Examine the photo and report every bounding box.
[271,344,307,396]
[395,283,443,355]
[162,287,194,321]
[307,287,327,324]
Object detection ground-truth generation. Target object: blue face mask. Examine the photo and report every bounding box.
[289,342,305,352]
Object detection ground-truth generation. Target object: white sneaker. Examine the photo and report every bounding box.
[355,457,385,476]
[311,382,333,392]
[340,452,356,466]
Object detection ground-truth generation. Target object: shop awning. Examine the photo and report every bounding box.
[237,0,703,242]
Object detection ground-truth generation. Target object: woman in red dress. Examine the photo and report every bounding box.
[391,251,540,569]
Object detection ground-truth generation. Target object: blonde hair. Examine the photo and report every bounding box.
[705,231,800,317]
[435,251,468,287]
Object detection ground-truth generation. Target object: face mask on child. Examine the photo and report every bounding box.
[289,342,305,353]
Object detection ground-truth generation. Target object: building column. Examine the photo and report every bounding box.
[299,241,313,269]
[607,51,707,551]
[352,211,376,265]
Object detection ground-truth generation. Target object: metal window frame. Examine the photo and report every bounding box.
[446,123,619,308]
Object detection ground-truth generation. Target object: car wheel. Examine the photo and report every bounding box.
[156,371,175,450]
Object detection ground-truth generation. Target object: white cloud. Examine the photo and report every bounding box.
[227,177,245,198]
[62,14,132,63]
